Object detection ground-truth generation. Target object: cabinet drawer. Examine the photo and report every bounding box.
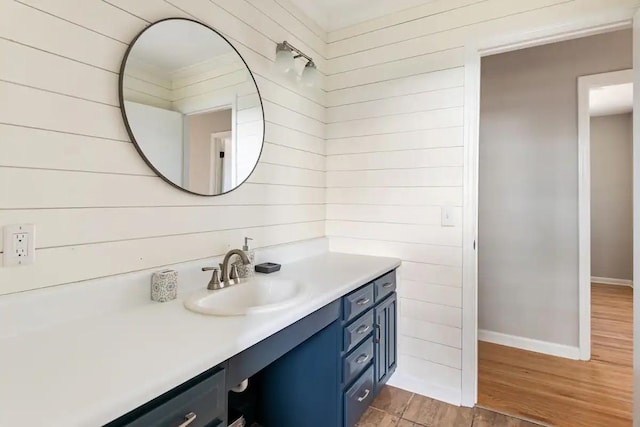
[344,310,374,353]
[343,337,373,386]
[374,270,396,302]
[344,365,375,427]
[122,369,225,427]
[343,283,374,323]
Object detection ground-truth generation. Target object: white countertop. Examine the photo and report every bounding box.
[0,252,400,427]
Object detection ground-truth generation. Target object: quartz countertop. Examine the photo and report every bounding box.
[0,252,400,427]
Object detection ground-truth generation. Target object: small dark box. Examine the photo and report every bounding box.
[254,262,281,274]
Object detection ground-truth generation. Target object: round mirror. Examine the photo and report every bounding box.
[119,18,265,196]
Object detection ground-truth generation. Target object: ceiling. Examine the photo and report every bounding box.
[289,0,435,32]
[589,83,633,116]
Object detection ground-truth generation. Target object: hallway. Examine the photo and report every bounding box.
[478,284,633,426]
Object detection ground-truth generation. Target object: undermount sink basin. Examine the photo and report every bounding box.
[184,276,306,316]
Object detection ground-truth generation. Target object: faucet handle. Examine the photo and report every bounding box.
[202,267,222,290]
[230,264,240,281]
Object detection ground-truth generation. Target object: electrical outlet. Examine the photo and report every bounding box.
[3,224,36,267]
[14,233,28,257]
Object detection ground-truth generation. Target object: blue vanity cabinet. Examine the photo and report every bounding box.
[341,269,397,427]
[372,270,397,393]
[260,319,342,427]
[105,365,227,427]
[374,292,397,393]
[259,269,397,427]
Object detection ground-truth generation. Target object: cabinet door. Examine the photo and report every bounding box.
[374,305,387,385]
[114,369,226,427]
[374,293,397,395]
[386,294,397,376]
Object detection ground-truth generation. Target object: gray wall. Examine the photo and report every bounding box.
[591,113,633,281]
[478,30,632,347]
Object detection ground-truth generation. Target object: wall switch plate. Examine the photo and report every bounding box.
[441,207,455,227]
[3,224,35,267]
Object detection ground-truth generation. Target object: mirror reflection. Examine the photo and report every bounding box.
[121,19,264,196]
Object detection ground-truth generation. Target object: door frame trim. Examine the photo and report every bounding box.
[461,7,635,408]
[577,69,633,361]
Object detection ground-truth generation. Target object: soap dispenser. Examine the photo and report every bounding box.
[235,237,255,278]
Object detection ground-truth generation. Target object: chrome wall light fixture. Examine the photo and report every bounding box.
[275,40,319,88]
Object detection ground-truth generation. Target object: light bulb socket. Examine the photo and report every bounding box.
[276,42,292,54]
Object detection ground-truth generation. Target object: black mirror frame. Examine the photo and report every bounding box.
[118,18,266,197]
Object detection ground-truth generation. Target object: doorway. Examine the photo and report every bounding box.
[579,70,634,361]
[474,30,634,425]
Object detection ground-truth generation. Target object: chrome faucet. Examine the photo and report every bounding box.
[201,249,250,290]
[220,249,250,287]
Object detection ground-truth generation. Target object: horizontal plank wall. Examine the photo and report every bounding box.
[324,0,640,405]
[0,0,327,295]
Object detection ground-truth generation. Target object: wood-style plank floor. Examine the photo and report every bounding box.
[358,385,540,426]
[478,284,633,426]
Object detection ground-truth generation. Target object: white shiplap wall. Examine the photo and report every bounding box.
[3,0,640,408]
[324,0,640,404]
[0,0,327,295]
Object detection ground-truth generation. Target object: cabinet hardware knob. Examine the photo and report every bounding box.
[177,412,197,427]
[382,282,393,289]
[356,297,370,306]
[357,389,371,402]
[356,324,370,334]
[356,354,370,364]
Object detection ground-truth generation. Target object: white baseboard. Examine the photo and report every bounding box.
[387,370,461,406]
[591,276,633,287]
[478,330,580,360]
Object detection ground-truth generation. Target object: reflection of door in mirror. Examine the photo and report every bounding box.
[124,101,184,185]
[184,108,233,194]
[210,131,233,194]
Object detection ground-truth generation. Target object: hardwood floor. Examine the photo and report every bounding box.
[358,386,540,426]
[478,284,633,426]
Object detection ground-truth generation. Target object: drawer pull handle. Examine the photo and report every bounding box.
[357,388,371,402]
[356,297,371,306]
[375,323,381,344]
[382,282,393,289]
[177,412,197,427]
[356,354,370,364]
[356,324,370,334]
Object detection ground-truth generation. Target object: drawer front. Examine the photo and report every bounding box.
[374,270,396,303]
[344,365,375,427]
[343,337,374,386]
[123,369,225,427]
[344,310,374,353]
[343,283,374,323]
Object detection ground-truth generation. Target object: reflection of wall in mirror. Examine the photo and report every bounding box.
[123,53,250,115]
[236,91,263,184]
[186,109,232,194]
[122,60,173,110]
[171,55,249,114]
[123,101,183,185]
